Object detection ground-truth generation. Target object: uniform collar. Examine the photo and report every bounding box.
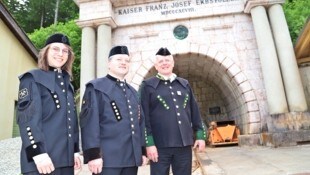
[146,75,188,89]
[156,73,177,82]
[107,74,127,86]
[107,74,126,82]
[48,66,62,73]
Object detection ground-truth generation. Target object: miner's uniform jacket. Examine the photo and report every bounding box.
[17,69,79,174]
[140,75,206,148]
[80,74,145,167]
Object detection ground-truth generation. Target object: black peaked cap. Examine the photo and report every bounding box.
[109,46,129,57]
[156,47,171,56]
[45,33,70,46]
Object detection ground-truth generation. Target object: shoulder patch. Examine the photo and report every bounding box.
[19,88,29,99]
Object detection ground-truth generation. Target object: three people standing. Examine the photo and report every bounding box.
[18,35,205,175]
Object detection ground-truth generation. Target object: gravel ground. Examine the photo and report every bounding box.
[0,137,21,175]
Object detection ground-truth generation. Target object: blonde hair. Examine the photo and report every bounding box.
[38,44,75,78]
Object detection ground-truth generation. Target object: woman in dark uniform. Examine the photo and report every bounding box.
[17,33,81,175]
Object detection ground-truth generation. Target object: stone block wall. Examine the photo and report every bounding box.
[111,13,268,135]
[299,65,310,109]
[75,0,310,146]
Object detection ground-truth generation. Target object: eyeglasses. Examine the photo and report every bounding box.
[50,46,69,55]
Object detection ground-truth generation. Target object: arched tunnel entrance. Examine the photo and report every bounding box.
[143,53,261,134]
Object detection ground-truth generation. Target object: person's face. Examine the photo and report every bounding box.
[154,55,174,76]
[108,54,130,78]
[47,43,69,69]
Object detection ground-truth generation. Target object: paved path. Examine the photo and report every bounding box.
[197,145,310,175]
[75,145,310,175]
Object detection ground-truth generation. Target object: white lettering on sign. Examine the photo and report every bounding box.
[114,0,243,26]
[115,0,241,16]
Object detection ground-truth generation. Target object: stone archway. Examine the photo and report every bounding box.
[129,44,261,135]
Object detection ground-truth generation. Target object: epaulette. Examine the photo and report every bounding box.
[19,69,56,92]
[175,77,188,88]
[143,77,161,89]
[86,77,116,94]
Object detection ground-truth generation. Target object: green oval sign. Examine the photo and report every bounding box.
[173,25,188,40]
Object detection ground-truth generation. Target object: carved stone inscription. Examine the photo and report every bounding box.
[116,0,241,16]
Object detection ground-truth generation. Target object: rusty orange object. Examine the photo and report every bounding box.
[208,120,240,146]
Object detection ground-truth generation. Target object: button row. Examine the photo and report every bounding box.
[26,126,37,149]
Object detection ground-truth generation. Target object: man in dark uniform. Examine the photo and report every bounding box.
[17,33,81,175]
[80,45,147,175]
[140,47,206,175]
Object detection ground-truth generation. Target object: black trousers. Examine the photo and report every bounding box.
[93,166,138,175]
[23,166,73,175]
[150,146,192,175]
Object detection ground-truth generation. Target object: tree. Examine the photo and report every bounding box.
[2,0,78,33]
[54,0,60,25]
[29,21,82,90]
[283,0,310,43]
[2,0,28,23]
